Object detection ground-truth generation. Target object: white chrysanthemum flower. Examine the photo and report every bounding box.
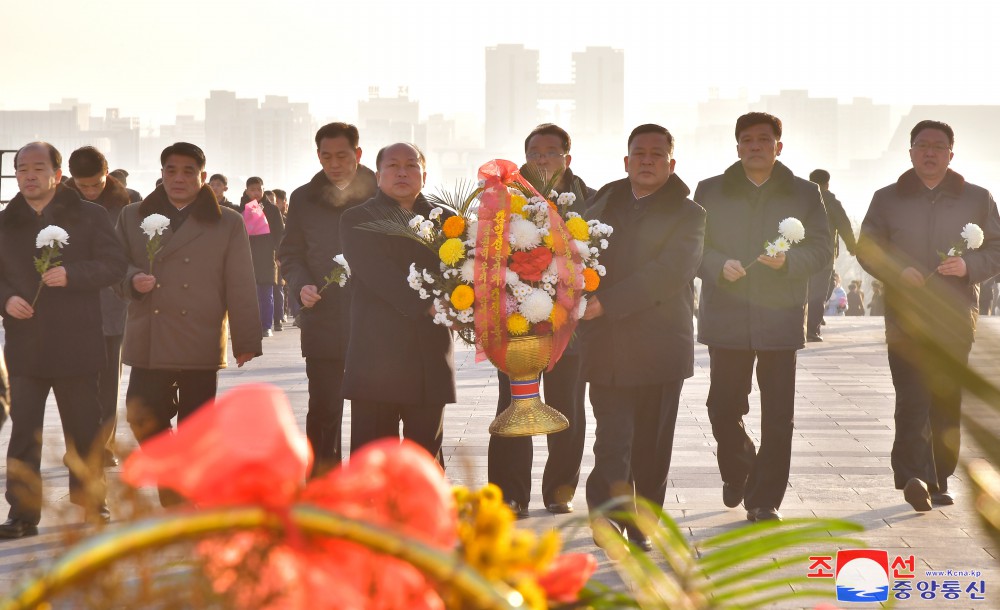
[510,282,532,302]
[466,219,478,240]
[418,288,430,299]
[765,242,780,257]
[460,259,476,283]
[548,190,558,200]
[506,269,520,285]
[422,269,434,284]
[773,237,791,253]
[36,225,69,249]
[595,264,606,277]
[457,308,475,323]
[599,239,609,250]
[408,215,424,229]
[778,217,805,243]
[429,207,443,220]
[565,211,581,220]
[948,247,958,256]
[541,272,558,285]
[509,217,542,250]
[963,223,985,250]
[333,254,350,277]
[577,296,588,319]
[575,240,591,261]
[557,192,576,207]
[529,196,546,205]
[407,263,423,289]
[418,220,435,240]
[519,288,554,323]
[140,214,170,238]
[432,289,441,296]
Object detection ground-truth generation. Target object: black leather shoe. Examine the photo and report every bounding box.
[545,501,573,514]
[750,507,782,522]
[931,491,955,506]
[807,334,823,343]
[85,504,112,525]
[591,517,626,551]
[723,482,746,508]
[505,499,529,519]
[0,518,39,539]
[103,451,119,468]
[263,328,274,338]
[904,477,932,512]
[627,531,654,552]
[273,322,283,332]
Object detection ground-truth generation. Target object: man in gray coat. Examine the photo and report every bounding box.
[858,120,1000,511]
[117,143,262,500]
[695,113,832,523]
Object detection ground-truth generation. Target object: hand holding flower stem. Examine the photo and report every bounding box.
[31,225,69,308]
[318,254,350,294]
[744,217,804,270]
[140,214,170,274]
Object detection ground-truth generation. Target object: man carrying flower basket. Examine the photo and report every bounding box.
[858,120,1000,511]
[581,124,706,550]
[695,113,832,523]
[340,143,456,465]
[0,142,127,538]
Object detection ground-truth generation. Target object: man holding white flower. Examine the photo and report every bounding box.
[695,113,832,523]
[278,122,377,477]
[0,142,127,537]
[117,142,261,496]
[858,120,1000,511]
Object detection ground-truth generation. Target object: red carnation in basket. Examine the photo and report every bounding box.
[509,246,553,282]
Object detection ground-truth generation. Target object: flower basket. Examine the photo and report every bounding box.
[487,333,569,437]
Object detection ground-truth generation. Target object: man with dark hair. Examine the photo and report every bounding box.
[208,173,238,211]
[340,142,455,465]
[488,123,596,518]
[109,169,142,203]
[858,120,1000,511]
[65,146,132,468]
[241,177,284,337]
[278,122,377,476]
[696,112,832,523]
[581,124,705,550]
[0,142,127,537]
[117,143,261,505]
[805,169,858,341]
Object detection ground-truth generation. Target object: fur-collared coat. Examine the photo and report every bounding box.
[279,167,377,360]
[66,175,131,336]
[0,185,127,377]
[116,185,262,370]
[858,168,1000,350]
[695,161,832,351]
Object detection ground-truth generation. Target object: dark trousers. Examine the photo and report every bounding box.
[273,284,285,325]
[488,354,586,506]
[257,284,274,331]
[125,367,218,444]
[807,264,833,337]
[707,348,796,510]
[350,399,445,468]
[6,374,106,523]
[887,341,966,493]
[97,334,124,457]
[585,381,683,516]
[305,357,346,477]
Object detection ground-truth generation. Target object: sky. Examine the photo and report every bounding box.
[5,0,1000,126]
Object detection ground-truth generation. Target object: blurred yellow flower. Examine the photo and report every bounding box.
[565,217,590,241]
[507,313,530,336]
[511,194,528,218]
[439,238,466,266]
[450,285,475,310]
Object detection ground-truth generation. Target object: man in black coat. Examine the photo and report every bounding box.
[242,176,285,337]
[0,142,127,538]
[489,123,596,517]
[209,173,240,212]
[340,143,456,466]
[695,113,832,523]
[581,124,706,550]
[66,146,132,468]
[279,122,377,477]
[109,169,142,204]
[806,169,858,341]
[858,120,1000,510]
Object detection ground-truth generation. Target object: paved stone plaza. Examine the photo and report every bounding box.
[0,317,997,608]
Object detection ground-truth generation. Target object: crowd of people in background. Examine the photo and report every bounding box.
[1,113,998,551]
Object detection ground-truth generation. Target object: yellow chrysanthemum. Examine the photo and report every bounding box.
[450,284,475,310]
[513,577,548,610]
[439,238,466,266]
[442,215,466,238]
[510,194,528,218]
[565,216,590,241]
[542,233,555,251]
[549,303,568,330]
[507,313,530,336]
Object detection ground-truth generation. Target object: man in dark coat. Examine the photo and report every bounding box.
[242,177,285,337]
[209,173,240,212]
[806,169,858,341]
[858,120,1000,511]
[66,146,132,468]
[696,113,832,523]
[109,169,142,203]
[340,142,456,465]
[279,122,377,477]
[489,123,596,518]
[581,124,706,551]
[0,142,127,538]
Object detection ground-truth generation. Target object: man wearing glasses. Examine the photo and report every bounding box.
[858,120,1000,511]
[487,124,595,518]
